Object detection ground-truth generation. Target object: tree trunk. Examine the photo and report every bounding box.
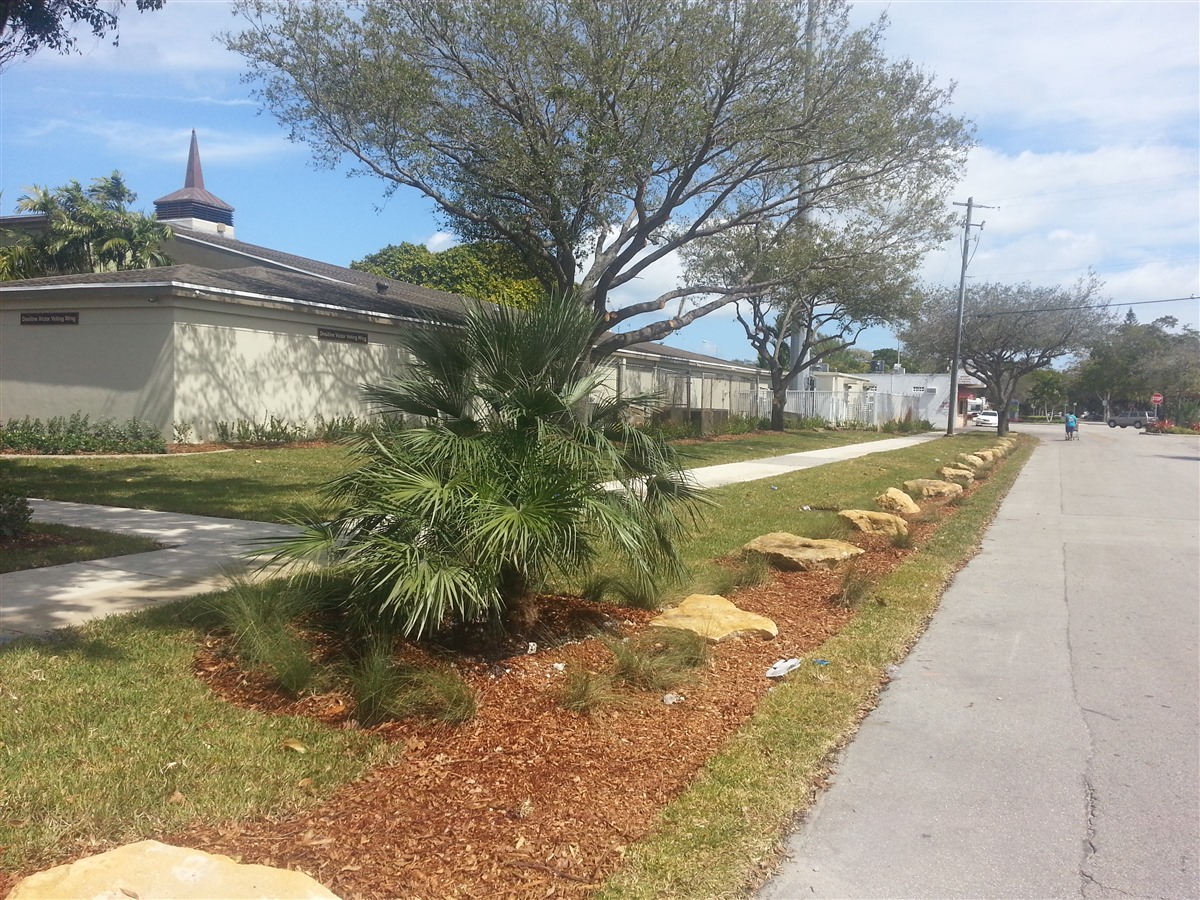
[770,390,787,431]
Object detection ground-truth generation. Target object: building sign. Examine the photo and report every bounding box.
[21,311,79,325]
[318,327,368,344]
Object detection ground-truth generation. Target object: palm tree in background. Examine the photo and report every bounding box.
[0,172,172,279]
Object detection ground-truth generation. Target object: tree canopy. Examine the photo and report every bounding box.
[0,0,164,72]
[0,172,172,279]
[225,0,972,355]
[1073,314,1200,419]
[351,241,547,309]
[901,275,1114,435]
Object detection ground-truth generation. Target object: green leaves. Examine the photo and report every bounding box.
[275,294,706,640]
[0,172,171,280]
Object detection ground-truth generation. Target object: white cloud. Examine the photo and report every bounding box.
[13,0,242,75]
[12,119,290,167]
[425,231,458,251]
[857,1,1199,147]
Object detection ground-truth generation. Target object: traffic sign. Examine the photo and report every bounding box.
[1151,392,1164,405]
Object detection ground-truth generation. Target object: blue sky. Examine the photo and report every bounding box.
[2,0,1197,362]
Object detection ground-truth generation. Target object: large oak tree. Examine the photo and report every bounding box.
[902,275,1114,435]
[225,0,972,355]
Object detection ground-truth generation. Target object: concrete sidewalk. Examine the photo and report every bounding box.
[0,431,941,641]
[0,501,299,641]
[758,422,1199,899]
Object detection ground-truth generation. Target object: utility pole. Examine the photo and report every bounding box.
[946,196,995,435]
[788,0,820,392]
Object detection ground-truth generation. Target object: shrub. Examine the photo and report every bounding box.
[700,551,772,596]
[0,489,33,540]
[709,414,762,437]
[792,415,828,430]
[833,565,873,609]
[209,580,320,696]
[0,413,165,454]
[270,293,708,641]
[606,627,710,691]
[347,642,476,726]
[581,571,677,611]
[559,668,624,715]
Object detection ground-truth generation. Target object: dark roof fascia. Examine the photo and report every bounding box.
[0,276,448,329]
[615,343,766,375]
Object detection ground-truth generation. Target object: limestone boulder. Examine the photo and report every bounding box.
[875,487,920,515]
[7,840,341,900]
[974,449,997,463]
[957,453,986,469]
[743,532,864,571]
[649,594,777,642]
[838,509,909,537]
[902,478,964,500]
[938,465,975,485]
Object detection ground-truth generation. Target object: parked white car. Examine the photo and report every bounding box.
[974,410,999,427]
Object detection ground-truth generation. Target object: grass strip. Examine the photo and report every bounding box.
[0,524,161,574]
[0,430,897,524]
[596,434,1034,899]
[0,597,387,875]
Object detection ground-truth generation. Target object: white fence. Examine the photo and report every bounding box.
[733,389,926,427]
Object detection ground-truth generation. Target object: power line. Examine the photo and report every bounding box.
[969,296,1195,316]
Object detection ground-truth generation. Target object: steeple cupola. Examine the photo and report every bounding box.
[154,130,235,238]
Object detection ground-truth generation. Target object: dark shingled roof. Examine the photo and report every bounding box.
[1,264,470,323]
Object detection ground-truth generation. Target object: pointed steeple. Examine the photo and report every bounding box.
[184,129,205,191]
[154,130,235,237]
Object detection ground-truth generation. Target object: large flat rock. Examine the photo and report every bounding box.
[6,840,340,900]
[743,532,864,571]
[902,478,964,500]
[649,594,777,642]
[838,509,909,536]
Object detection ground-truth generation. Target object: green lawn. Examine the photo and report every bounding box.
[0,429,905,524]
[0,524,161,574]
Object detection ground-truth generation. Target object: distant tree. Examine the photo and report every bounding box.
[1075,315,1200,419]
[351,241,547,309]
[0,0,164,72]
[871,348,900,368]
[1022,369,1070,418]
[225,0,971,356]
[0,172,172,279]
[690,218,929,430]
[901,275,1114,435]
[822,346,873,374]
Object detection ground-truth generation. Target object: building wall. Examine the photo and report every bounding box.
[862,372,953,429]
[168,299,408,439]
[2,285,938,442]
[0,295,176,428]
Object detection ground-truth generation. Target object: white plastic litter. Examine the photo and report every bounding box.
[765,658,803,678]
[662,693,685,705]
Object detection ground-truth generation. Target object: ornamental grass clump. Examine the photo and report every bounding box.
[268,293,708,642]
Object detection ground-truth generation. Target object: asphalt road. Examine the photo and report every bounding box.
[759,421,1200,900]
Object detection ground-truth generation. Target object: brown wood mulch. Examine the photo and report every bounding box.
[0,515,949,900]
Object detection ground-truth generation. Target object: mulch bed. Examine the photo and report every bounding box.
[0,511,950,899]
[175,529,934,899]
